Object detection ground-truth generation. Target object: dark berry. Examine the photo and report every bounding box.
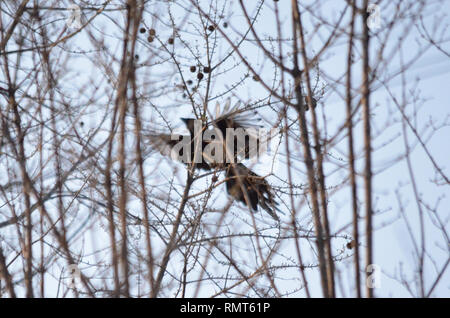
[187,80,193,85]
[197,72,204,80]
[149,28,156,36]
[147,36,154,42]
[223,22,228,28]
[134,54,139,60]
[203,66,211,73]
[168,38,174,44]
[252,75,260,81]
[190,66,196,72]
[207,25,215,32]
[139,27,146,33]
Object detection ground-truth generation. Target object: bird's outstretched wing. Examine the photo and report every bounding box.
[209,100,264,162]
[146,133,180,157]
[146,132,212,171]
[212,99,262,132]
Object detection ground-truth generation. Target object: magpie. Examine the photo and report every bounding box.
[147,100,279,220]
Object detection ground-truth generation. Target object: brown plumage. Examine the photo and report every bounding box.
[146,101,279,220]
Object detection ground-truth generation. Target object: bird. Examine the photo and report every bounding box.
[146,100,280,220]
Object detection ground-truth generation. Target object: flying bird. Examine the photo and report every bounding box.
[147,100,280,220]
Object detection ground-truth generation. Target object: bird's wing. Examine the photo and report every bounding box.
[146,132,213,170]
[211,99,262,131]
[210,100,265,161]
[145,132,186,160]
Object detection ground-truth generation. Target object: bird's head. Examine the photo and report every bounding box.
[180,118,196,135]
[180,117,193,124]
